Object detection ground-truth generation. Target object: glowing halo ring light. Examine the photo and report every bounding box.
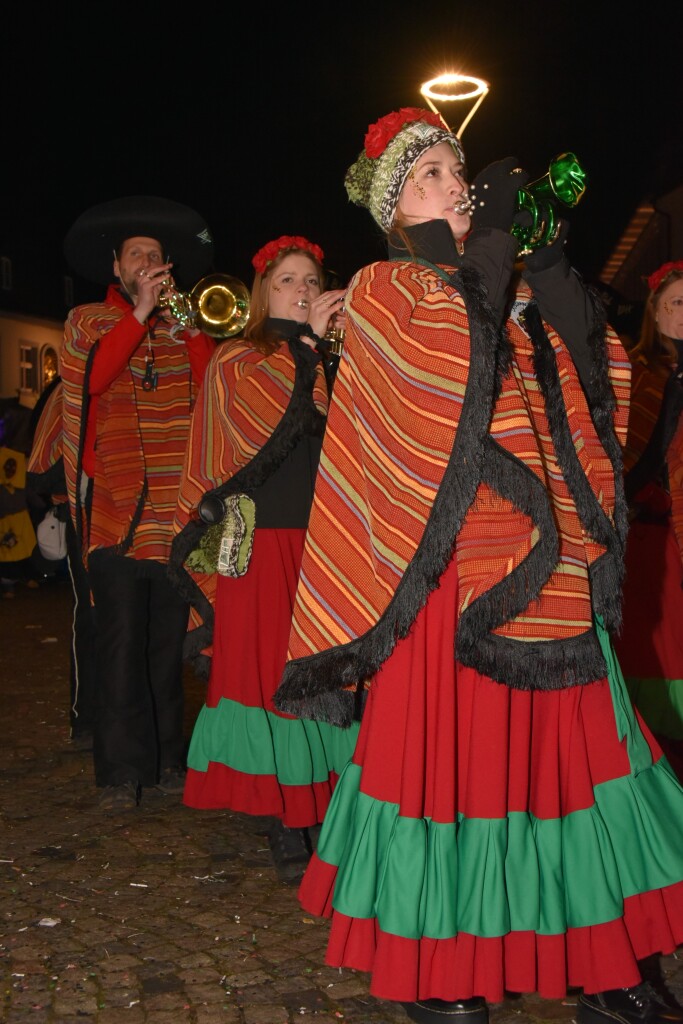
[421,73,488,101]
[420,72,490,137]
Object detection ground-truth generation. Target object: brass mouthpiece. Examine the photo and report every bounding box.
[453,198,474,215]
[297,299,309,308]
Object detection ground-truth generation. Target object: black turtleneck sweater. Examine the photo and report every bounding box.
[249,318,325,529]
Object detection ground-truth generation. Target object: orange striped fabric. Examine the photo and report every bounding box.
[27,382,64,483]
[621,358,672,476]
[626,357,683,563]
[172,339,329,652]
[61,292,201,563]
[460,306,627,645]
[174,340,328,536]
[282,260,629,694]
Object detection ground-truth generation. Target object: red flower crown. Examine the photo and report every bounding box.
[252,235,324,276]
[363,107,445,160]
[647,260,683,294]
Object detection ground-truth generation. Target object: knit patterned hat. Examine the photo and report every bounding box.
[344,107,465,231]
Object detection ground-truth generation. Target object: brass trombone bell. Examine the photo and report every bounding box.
[159,273,251,338]
[192,274,251,338]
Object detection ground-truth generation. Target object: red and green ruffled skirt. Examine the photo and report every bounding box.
[614,517,683,780]
[183,528,359,827]
[298,552,683,1004]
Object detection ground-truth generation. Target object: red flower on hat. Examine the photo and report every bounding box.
[252,235,324,276]
[647,260,683,294]
[363,107,445,159]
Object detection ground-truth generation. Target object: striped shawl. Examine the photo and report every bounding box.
[274,259,631,727]
[623,357,683,564]
[168,338,329,677]
[61,288,201,564]
[28,380,64,469]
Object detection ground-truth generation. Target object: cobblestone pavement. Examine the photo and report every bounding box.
[2,578,683,1024]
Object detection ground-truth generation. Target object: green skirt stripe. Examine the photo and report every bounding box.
[318,756,683,940]
[186,698,359,785]
[625,676,683,740]
[597,616,653,774]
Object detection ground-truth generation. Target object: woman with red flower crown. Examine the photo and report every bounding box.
[273,109,683,1024]
[614,261,683,782]
[169,236,356,883]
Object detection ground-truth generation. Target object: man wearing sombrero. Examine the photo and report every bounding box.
[61,196,216,811]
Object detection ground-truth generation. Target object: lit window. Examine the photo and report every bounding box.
[19,343,38,393]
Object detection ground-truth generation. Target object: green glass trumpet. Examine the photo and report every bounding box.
[512,152,587,255]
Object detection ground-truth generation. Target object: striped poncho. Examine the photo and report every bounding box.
[27,381,66,501]
[61,286,205,564]
[622,356,683,562]
[275,258,631,727]
[169,335,329,672]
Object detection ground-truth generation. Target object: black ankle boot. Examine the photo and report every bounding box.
[402,996,489,1024]
[266,820,312,885]
[578,983,683,1024]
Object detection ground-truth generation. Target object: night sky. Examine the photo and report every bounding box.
[4,3,682,319]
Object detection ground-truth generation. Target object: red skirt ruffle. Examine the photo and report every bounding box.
[300,856,683,1003]
[184,762,336,827]
[615,517,683,778]
[206,528,306,714]
[184,528,342,825]
[616,519,683,680]
[298,550,683,1002]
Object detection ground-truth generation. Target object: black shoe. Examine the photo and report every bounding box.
[402,997,489,1024]
[578,983,683,1024]
[307,823,322,850]
[155,766,187,794]
[98,781,140,811]
[267,820,312,885]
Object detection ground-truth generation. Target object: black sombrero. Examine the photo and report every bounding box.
[63,195,215,289]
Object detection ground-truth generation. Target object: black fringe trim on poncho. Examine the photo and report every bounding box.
[275,263,506,725]
[167,341,325,679]
[275,273,627,724]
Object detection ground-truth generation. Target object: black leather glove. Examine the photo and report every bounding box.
[469,157,530,233]
[523,219,570,274]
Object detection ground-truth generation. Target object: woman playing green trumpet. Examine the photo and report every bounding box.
[274,107,683,1024]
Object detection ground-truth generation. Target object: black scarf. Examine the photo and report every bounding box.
[387,218,462,267]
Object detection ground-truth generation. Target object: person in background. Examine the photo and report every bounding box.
[61,196,216,811]
[27,377,97,747]
[169,235,358,883]
[274,108,683,1024]
[615,260,683,781]
[0,441,37,597]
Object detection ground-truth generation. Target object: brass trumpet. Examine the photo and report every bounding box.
[322,271,346,358]
[296,298,345,357]
[323,318,345,357]
[159,273,251,338]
